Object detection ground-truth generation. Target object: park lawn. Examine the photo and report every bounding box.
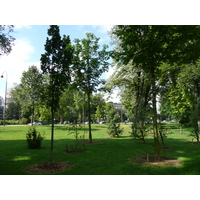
[0,123,200,175]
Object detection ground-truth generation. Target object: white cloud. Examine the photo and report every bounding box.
[94,25,113,34]
[14,25,32,30]
[104,65,121,103]
[0,39,39,97]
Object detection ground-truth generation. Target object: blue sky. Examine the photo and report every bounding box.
[0,25,119,102]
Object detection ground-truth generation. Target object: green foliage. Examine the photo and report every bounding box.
[95,105,102,122]
[72,33,110,143]
[131,124,149,141]
[111,25,200,157]
[40,25,73,163]
[11,65,43,123]
[107,107,123,137]
[67,124,85,150]
[0,25,15,56]
[20,118,28,124]
[26,127,44,149]
[189,109,200,142]
[6,102,21,120]
[40,25,73,112]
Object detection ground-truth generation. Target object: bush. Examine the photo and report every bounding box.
[20,118,28,124]
[26,127,44,149]
[107,108,123,137]
[6,120,19,125]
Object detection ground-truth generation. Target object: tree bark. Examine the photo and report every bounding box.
[152,75,160,159]
[50,108,54,164]
[87,92,92,143]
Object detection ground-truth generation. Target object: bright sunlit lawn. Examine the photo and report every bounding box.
[0,123,200,175]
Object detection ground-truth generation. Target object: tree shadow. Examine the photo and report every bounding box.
[1,134,200,175]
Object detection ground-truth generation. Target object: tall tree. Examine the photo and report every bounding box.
[12,65,43,124]
[40,25,73,164]
[111,25,200,158]
[0,25,15,56]
[106,62,151,140]
[72,33,110,143]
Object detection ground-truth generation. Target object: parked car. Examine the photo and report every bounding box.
[99,121,106,124]
[28,122,42,126]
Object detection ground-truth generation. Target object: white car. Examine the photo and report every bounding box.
[28,122,42,126]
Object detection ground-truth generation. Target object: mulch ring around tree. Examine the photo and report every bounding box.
[81,141,103,145]
[65,149,86,153]
[189,142,200,145]
[27,162,71,173]
[133,155,183,167]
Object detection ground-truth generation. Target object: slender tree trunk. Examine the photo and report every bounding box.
[87,92,92,143]
[31,103,34,126]
[50,108,54,164]
[152,75,160,159]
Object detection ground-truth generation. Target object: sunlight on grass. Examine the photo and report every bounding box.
[12,156,31,161]
[0,123,200,174]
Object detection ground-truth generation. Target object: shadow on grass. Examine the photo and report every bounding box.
[1,135,200,175]
[53,125,102,132]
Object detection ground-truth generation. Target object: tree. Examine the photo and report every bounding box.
[20,66,43,124]
[11,66,43,124]
[106,62,151,141]
[111,25,200,158]
[95,105,103,122]
[58,86,76,124]
[0,25,15,56]
[106,105,123,137]
[162,60,200,140]
[72,33,110,143]
[40,25,73,164]
[6,102,21,120]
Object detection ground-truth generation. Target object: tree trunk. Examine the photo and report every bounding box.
[152,75,160,159]
[87,92,92,143]
[50,109,54,164]
[31,103,34,126]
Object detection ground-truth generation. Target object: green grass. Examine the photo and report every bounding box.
[0,123,200,175]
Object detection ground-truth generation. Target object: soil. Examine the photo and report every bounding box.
[27,162,71,174]
[160,146,172,149]
[80,141,103,145]
[189,142,200,145]
[133,155,183,167]
[65,149,86,153]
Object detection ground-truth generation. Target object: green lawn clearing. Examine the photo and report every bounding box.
[0,123,200,175]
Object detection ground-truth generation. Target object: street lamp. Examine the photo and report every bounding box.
[1,71,8,126]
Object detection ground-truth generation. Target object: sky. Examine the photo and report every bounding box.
[0,25,120,103]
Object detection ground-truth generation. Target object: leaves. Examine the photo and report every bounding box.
[40,25,73,112]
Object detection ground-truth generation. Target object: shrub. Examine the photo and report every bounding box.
[107,108,123,137]
[20,118,28,124]
[26,127,44,149]
[6,120,19,125]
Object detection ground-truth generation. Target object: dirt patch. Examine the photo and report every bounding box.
[27,162,71,173]
[160,146,173,149]
[65,149,86,153]
[133,155,182,167]
[81,141,103,145]
[189,142,200,145]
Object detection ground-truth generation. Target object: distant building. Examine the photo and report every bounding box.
[108,101,123,110]
[0,106,3,120]
[6,83,20,106]
[0,96,3,106]
[0,96,4,119]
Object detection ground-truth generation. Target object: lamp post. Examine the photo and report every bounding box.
[1,71,8,126]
